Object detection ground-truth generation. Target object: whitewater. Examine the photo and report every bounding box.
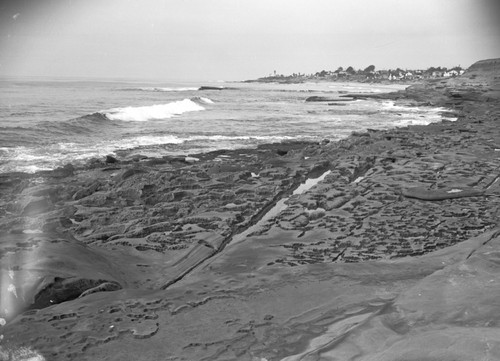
[104,98,207,121]
[0,79,456,173]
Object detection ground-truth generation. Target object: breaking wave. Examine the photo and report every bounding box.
[102,98,210,121]
[191,96,214,104]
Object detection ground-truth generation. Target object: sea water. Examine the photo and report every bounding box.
[0,78,454,173]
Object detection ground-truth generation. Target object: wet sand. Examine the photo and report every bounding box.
[0,58,499,360]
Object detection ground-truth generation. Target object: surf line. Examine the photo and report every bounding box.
[161,169,332,290]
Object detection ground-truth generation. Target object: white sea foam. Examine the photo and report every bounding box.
[393,118,437,127]
[330,86,381,93]
[188,135,295,141]
[381,101,457,126]
[382,101,448,113]
[103,99,205,121]
[1,133,301,173]
[123,135,185,146]
[1,135,187,173]
[62,135,185,156]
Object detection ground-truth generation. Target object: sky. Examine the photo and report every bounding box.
[0,0,499,81]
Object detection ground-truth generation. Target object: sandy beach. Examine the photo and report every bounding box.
[1,58,500,360]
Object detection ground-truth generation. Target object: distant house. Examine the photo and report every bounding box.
[388,72,402,81]
[389,70,405,80]
[443,70,459,77]
[254,64,462,84]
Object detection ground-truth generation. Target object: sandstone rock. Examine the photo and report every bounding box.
[402,187,485,201]
[51,163,74,178]
[77,191,112,207]
[72,182,101,200]
[309,209,325,220]
[30,277,121,309]
[198,86,224,91]
[19,196,53,216]
[106,154,119,164]
[118,167,148,181]
[306,96,337,102]
[23,185,60,199]
[292,214,309,227]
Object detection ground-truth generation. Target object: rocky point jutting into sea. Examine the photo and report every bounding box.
[0,58,499,360]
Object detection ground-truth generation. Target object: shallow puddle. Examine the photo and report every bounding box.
[231,170,331,245]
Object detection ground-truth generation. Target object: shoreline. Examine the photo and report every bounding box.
[0,102,456,179]
[1,59,500,360]
[0,78,442,177]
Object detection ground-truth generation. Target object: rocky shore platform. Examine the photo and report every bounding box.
[1,58,499,360]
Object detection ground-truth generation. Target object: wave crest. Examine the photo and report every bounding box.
[102,99,206,122]
[191,96,214,104]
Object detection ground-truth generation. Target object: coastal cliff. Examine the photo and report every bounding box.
[467,57,500,72]
[0,59,499,360]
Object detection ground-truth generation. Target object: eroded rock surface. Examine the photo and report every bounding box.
[0,59,499,360]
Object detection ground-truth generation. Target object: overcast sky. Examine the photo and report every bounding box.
[0,0,498,81]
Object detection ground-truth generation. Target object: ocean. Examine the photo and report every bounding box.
[0,78,455,174]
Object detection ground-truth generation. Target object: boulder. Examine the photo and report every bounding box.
[306,96,335,102]
[106,154,119,164]
[292,214,309,227]
[306,96,354,102]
